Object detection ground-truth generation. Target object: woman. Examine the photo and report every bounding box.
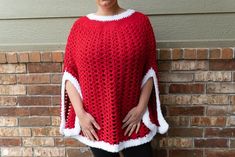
[59,0,169,157]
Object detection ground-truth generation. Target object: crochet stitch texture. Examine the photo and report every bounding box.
[60,8,169,152]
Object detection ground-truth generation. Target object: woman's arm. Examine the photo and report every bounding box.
[137,77,153,112]
[65,80,101,141]
[65,80,85,117]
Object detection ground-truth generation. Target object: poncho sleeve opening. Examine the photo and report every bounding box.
[140,16,169,134]
[60,21,83,136]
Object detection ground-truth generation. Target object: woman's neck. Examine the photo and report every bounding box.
[95,6,125,16]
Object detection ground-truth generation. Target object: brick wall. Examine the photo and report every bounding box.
[0,48,234,157]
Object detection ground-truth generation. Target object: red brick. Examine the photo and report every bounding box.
[56,138,85,147]
[64,138,86,147]
[165,116,189,127]
[207,83,235,93]
[29,52,41,62]
[34,147,65,157]
[0,64,26,73]
[6,52,18,63]
[227,117,235,126]
[49,107,60,116]
[52,51,63,62]
[51,74,62,84]
[234,72,235,81]
[32,127,60,136]
[0,117,17,126]
[191,117,226,126]
[195,139,228,148]
[232,95,235,105]
[52,96,60,106]
[159,73,193,82]
[66,149,93,157]
[194,71,231,82]
[158,61,171,71]
[209,59,235,70]
[168,128,203,137]
[197,48,208,59]
[0,85,26,95]
[160,95,191,105]
[184,48,196,59]
[18,52,29,63]
[172,48,183,60]
[205,128,235,137]
[191,95,229,105]
[51,116,60,126]
[168,106,204,116]
[54,138,65,146]
[1,147,33,156]
[0,138,21,146]
[230,139,235,147]
[29,107,50,116]
[29,107,59,116]
[169,149,203,157]
[0,96,17,106]
[169,84,204,94]
[159,49,171,60]
[17,74,50,84]
[159,83,167,94]
[41,52,52,62]
[0,74,16,84]
[209,48,221,59]
[22,137,54,146]
[18,96,51,106]
[0,108,29,116]
[206,106,228,116]
[159,137,193,148]
[0,53,6,63]
[205,149,235,157]
[19,117,51,126]
[27,63,61,73]
[222,48,233,59]
[172,61,208,70]
[27,85,60,95]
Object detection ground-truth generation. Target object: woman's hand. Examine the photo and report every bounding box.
[77,110,101,141]
[121,105,147,136]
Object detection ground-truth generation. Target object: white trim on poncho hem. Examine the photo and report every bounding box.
[59,67,169,153]
[86,8,135,21]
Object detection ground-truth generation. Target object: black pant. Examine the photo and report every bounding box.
[90,141,153,157]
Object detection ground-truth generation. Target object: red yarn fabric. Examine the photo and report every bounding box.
[60,9,169,152]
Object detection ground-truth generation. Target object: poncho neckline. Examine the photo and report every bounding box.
[86,8,135,22]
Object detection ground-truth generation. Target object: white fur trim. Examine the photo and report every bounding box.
[141,67,169,134]
[86,9,135,21]
[60,71,83,136]
[59,68,169,152]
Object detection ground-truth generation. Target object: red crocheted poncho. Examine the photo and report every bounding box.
[60,8,169,152]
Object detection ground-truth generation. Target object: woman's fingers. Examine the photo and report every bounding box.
[128,124,136,136]
[92,120,101,130]
[122,116,134,129]
[83,130,89,139]
[90,128,99,141]
[122,112,132,123]
[135,122,141,134]
[83,129,99,141]
[123,121,141,136]
[124,123,134,136]
[122,121,128,129]
[86,130,95,141]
